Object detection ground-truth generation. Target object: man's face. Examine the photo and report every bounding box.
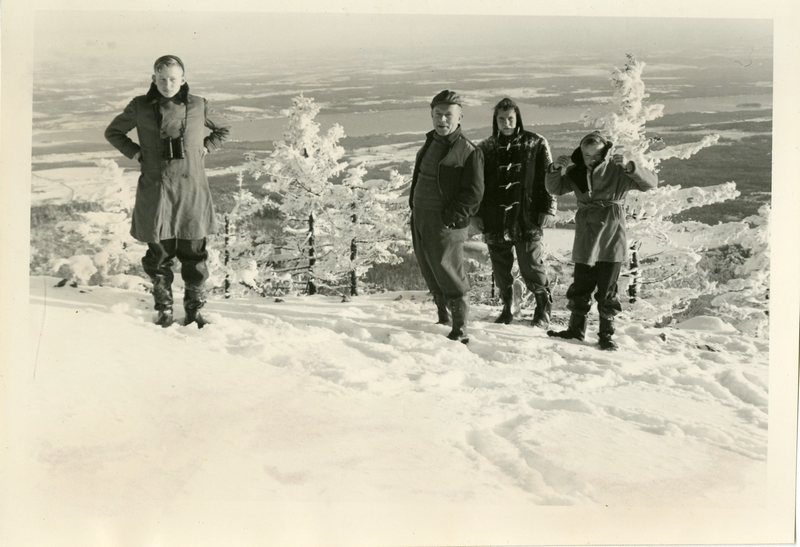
[152,64,185,98]
[431,104,462,136]
[580,142,605,169]
[496,108,517,137]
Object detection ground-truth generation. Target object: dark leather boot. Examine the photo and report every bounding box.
[494,296,513,324]
[433,294,450,325]
[547,312,586,341]
[598,316,618,351]
[151,274,174,327]
[184,284,209,328]
[531,289,552,329]
[446,297,469,344]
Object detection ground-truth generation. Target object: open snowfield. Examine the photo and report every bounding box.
[3,274,772,545]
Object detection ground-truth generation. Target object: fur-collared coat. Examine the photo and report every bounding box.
[105,83,229,243]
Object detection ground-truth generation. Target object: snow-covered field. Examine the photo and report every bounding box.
[4,274,772,545]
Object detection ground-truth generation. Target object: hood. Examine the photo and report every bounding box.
[569,138,614,169]
[492,103,525,139]
[567,137,614,192]
[146,82,190,103]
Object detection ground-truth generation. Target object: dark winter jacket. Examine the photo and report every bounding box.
[477,108,556,244]
[545,141,658,265]
[105,83,229,243]
[409,126,484,229]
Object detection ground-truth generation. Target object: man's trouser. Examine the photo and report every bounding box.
[141,238,209,311]
[411,208,470,301]
[488,230,549,300]
[566,261,623,319]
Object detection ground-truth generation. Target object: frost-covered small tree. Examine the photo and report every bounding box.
[209,170,276,297]
[245,96,410,296]
[583,54,721,173]
[318,165,411,295]
[51,159,146,287]
[247,95,348,295]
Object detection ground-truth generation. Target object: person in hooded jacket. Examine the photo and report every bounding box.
[477,97,557,328]
[545,132,658,350]
[105,55,229,329]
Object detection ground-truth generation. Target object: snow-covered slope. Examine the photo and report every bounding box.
[4,275,769,545]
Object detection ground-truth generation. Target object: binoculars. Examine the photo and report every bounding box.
[162,136,185,160]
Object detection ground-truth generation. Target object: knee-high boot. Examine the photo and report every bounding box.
[151,274,174,327]
[547,312,586,341]
[446,297,470,344]
[531,289,552,329]
[184,283,209,328]
[433,294,450,325]
[598,315,618,351]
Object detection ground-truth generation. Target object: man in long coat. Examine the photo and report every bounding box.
[105,55,229,328]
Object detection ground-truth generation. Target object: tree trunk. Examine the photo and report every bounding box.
[307,212,317,295]
[223,215,231,299]
[628,241,640,303]
[350,211,358,296]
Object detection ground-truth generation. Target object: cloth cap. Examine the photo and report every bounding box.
[430,89,462,108]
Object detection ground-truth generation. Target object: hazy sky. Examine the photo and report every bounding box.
[34,10,772,74]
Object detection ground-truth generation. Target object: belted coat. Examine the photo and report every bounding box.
[105,83,229,243]
[545,141,658,265]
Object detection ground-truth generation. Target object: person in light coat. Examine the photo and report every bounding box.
[545,132,657,350]
[105,54,229,328]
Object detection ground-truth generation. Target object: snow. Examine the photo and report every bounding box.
[676,315,739,333]
[7,275,770,545]
[31,165,138,204]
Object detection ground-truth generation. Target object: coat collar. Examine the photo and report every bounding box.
[567,140,614,192]
[426,125,463,146]
[569,140,613,170]
[145,82,190,104]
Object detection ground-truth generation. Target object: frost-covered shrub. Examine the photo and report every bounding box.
[50,159,146,287]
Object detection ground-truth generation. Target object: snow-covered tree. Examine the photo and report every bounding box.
[51,159,145,287]
[319,165,411,295]
[247,94,348,294]
[583,54,721,173]
[208,170,277,297]
[245,95,410,296]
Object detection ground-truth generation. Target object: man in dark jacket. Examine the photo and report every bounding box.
[545,132,658,350]
[409,90,484,343]
[105,55,229,328]
[478,97,556,328]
